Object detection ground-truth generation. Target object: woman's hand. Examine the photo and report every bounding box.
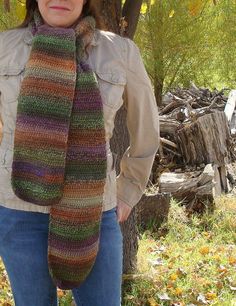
[116,199,132,223]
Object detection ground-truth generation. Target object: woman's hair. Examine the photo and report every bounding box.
[17,0,105,29]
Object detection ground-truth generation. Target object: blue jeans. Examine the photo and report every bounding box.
[0,205,123,306]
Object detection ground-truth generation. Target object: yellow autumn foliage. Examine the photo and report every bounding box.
[199,246,210,255]
[148,297,159,306]
[16,0,26,21]
[169,9,175,18]
[140,0,156,14]
[188,0,204,16]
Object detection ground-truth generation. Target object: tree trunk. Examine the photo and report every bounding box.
[3,0,10,12]
[122,0,143,38]
[151,1,164,107]
[110,104,139,273]
[97,0,144,273]
[98,0,143,38]
[99,0,122,33]
[154,77,164,107]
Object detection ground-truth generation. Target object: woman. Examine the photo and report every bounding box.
[0,0,159,305]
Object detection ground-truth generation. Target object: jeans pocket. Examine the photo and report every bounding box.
[102,207,117,221]
[101,207,122,243]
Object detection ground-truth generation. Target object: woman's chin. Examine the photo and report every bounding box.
[44,17,77,28]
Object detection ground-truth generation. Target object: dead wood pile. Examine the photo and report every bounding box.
[151,85,236,211]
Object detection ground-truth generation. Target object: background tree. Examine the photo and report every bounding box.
[135,0,212,105]
[135,0,236,105]
[3,0,10,12]
[97,0,143,39]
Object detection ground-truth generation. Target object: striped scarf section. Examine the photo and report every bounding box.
[11,10,107,289]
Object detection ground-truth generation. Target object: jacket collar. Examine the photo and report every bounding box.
[23,27,99,47]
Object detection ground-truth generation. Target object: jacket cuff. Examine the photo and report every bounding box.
[116,174,143,209]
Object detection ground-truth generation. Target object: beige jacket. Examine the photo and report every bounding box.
[0,27,159,213]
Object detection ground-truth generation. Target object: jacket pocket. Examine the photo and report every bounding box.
[0,148,13,200]
[95,71,126,109]
[0,147,13,168]
[0,67,25,103]
[0,67,25,143]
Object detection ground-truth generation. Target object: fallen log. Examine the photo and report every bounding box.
[159,164,215,212]
[159,117,179,136]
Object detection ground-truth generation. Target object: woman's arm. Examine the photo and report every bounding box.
[116,38,160,221]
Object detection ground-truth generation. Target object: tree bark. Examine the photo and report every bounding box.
[98,0,143,38]
[99,0,122,33]
[110,103,139,273]
[136,193,171,231]
[154,77,164,107]
[177,111,231,166]
[159,164,215,213]
[122,0,143,38]
[3,0,10,12]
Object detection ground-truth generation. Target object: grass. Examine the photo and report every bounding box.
[0,196,235,305]
[122,196,236,306]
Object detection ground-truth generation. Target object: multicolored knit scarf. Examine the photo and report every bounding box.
[11,9,107,290]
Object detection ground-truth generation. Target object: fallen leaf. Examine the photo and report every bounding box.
[148,258,164,266]
[212,254,221,262]
[169,10,175,18]
[202,232,212,239]
[215,281,223,289]
[167,281,175,289]
[170,273,178,281]
[125,294,135,300]
[158,293,171,301]
[206,292,217,300]
[140,3,148,14]
[197,293,208,304]
[229,257,236,265]
[174,287,183,296]
[148,297,159,306]
[217,265,228,275]
[57,289,65,298]
[177,268,187,277]
[188,0,203,16]
[199,246,210,255]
